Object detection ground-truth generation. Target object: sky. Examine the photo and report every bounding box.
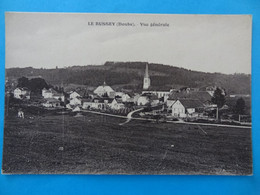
[5,13,252,74]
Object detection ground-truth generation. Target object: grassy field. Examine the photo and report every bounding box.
[2,111,252,175]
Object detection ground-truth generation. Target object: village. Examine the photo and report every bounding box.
[6,64,251,125]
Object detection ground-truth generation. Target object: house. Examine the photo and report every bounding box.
[53,91,65,102]
[72,105,82,112]
[42,88,65,102]
[137,93,160,106]
[166,98,176,110]
[150,94,160,106]
[171,99,204,117]
[82,97,113,110]
[114,92,131,102]
[171,100,186,117]
[168,91,212,105]
[133,94,141,104]
[42,98,61,108]
[121,93,131,102]
[93,82,115,97]
[14,87,30,99]
[68,91,83,106]
[42,88,53,98]
[69,97,82,106]
[137,95,149,106]
[82,98,93,109]
[91,98,105,110]
[110,99,125,110]
[69,91,81,99]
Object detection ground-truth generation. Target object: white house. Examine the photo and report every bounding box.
[133,94,141,104]
[137,95,149,106]
[82,97,115,110]
[69,97,82,106]
[70,91,81,99]
[171,99,204,117]
[42,88,53,98]
[94,82,115,97]
[171,100,186,117]
[42,88,65,102]
[90,98,106,110]
[14,88,30,99]
[121,94,131,102]
[137,93,160,106]
[110,99,125,110]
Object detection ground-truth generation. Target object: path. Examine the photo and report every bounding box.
[81,109,251,129]
[119,108,144,125]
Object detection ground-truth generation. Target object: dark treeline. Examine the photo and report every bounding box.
[6,62,251,94]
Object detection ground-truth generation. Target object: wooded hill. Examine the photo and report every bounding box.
[6,61,251,94]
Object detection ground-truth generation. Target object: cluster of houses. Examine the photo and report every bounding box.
[11,64,229,118]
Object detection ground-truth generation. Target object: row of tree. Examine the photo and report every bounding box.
[212,87,246,115]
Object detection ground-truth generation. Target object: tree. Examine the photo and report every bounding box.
[28,78,49,93]
[16,77,49,93]
[211,87,226,108]
[235,97,245,115]
[17,77,29,88]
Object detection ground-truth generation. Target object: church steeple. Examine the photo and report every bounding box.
[143,63,151,90]
[144,63,149,78]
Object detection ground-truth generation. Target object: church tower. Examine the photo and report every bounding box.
[143,63,151,90]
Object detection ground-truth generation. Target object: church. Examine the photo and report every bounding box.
[142,63,170,100]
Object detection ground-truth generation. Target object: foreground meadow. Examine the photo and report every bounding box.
[2,112,252,175]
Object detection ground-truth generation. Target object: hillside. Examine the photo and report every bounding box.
[6,61,251,94]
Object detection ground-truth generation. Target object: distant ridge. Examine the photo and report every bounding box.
[6,61,251,94]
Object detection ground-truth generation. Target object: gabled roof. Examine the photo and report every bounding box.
[168,91,212,102]
[94,83,114,94]
[172,99,204,108]
[15,87,29,91]
[70,91,81,96]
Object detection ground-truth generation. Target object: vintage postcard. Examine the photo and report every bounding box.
[2,13,252,175]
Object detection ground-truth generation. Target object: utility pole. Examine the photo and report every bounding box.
[216,107,219,121]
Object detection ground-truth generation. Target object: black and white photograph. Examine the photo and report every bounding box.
[2,12,252,175]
